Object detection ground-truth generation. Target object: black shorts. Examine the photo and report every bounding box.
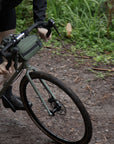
[0,8,16,32]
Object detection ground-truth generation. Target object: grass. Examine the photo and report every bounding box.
[16,0,114,64]
[46,0,114,64]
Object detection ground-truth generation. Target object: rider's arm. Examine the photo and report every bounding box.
[33,0,51,40]
[33,0,47,23]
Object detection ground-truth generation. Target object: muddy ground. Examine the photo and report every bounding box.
[0,48,114,144]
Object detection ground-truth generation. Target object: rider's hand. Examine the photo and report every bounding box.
[0,61,14,84]
[37,28,52,41]
[0,61,10,84]
[0,61,13,75]
[0,61,9,74]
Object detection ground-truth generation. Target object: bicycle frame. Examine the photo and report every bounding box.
[0,61,54,115]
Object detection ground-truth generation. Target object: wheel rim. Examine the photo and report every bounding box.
[20,72,92,144]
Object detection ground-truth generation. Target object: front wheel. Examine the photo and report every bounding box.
[20,71,92,144]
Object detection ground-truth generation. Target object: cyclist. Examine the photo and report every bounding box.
[0,0,51,110]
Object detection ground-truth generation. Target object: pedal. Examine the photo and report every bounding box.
[2,95,16,112]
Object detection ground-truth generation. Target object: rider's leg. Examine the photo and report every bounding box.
[0,31,32,110]
[0,8,16,73]
[2,86,26,110]
[0,9,32,110]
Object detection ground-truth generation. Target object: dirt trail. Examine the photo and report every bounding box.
[0,48,114,144]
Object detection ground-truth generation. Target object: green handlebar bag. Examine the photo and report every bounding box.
[17,35,42,61]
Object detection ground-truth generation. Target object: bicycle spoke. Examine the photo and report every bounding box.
[20,71,92,144]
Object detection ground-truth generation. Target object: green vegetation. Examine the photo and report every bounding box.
[16,0,114,64]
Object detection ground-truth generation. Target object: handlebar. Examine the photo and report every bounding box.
[0,19,60,58]
[0,19,60,71]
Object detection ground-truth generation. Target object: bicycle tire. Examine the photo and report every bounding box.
[20,71,92,144]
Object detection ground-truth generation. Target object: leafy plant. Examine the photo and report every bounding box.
[47,0,114,64]
[16,0,114,64]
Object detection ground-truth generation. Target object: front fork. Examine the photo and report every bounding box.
[25,64,57,116]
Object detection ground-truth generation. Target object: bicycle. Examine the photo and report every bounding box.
[0,19,92,144]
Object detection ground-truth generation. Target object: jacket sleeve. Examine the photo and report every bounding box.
[33,0,47,23]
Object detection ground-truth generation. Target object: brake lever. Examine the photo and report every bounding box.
[5,47,19,72]
[13,47,19,72]
[6,59,12,70]
[14,53,18,72]
[46,19,65,47]
[46,19,61,37]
